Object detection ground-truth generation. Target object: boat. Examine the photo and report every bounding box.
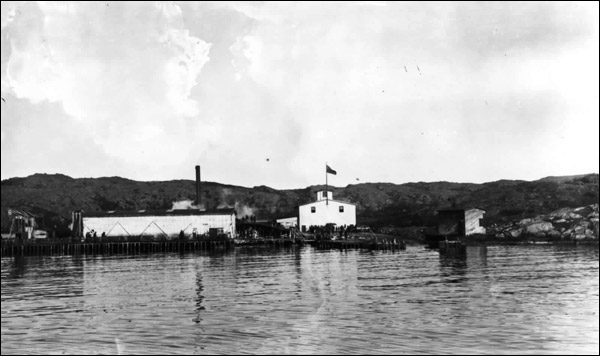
[438,239,466,254]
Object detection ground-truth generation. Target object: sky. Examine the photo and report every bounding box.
[1,1,598,189]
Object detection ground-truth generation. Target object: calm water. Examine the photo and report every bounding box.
[1,245,598,355]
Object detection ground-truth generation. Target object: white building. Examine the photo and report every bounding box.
[298,191,356,232]
[464,208,486,235]
[82,208,236,239]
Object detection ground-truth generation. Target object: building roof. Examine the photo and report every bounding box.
[436,207,486,213]
[299,199,356,207]
[84,208,236,218]
[8,208,41,219]
[277,217,298,221]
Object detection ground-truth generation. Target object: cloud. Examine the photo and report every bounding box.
[3,2,212,175]
[0,96,121,179]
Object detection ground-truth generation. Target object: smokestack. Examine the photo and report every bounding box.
[195,165,201,207]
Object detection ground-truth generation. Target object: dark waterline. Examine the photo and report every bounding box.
[1,245,598,355]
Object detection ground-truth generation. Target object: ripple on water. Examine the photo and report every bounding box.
[1,245,599,354]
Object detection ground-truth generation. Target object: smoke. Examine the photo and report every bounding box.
[220,188,233,202]
[214,188,255,217]
[216,188,234,209]
[216,201,255,217]
[235,203,255,218]
[171,199,204,210]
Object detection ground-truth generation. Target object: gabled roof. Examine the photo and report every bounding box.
[437,207,486,213]
[8,208,40,219]
[84,208,236,218]
[299,199,356,207]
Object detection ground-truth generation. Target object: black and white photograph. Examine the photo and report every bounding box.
[1,1,598,354]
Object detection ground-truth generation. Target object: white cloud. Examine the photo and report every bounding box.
[161,27,211,117]
[3,2,212,174]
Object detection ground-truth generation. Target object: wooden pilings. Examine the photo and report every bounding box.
[0,240,235,257]
[233,239,296,248]
[0,238,407,257]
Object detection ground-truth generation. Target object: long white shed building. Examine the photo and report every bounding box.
[82,208,236,239]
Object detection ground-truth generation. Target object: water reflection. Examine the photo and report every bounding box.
[439,252,467,274]
[193,273,205,324]
[439,245,488,270]
[466,245,488,267]
[7,255,28,279]
[1,255,85,298]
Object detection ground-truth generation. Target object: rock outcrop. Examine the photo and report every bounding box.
[488,204,599,240]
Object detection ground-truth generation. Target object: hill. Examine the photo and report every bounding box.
[1,173,598,236]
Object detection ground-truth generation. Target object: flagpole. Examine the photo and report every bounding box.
[325,162,328,206]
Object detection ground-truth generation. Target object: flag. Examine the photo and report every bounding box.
[326,165,337,175]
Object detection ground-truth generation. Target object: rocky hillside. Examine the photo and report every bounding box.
[1,173,598,236]
[488,204,599,240]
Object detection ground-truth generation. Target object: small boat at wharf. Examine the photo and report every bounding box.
[438,238,466,254]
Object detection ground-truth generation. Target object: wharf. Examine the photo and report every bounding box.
[0,240,234,257]
[235,236,407,250]
[307,238,407,251]
[1,236,408,257]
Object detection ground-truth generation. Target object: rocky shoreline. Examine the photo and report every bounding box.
[486,203,599,242]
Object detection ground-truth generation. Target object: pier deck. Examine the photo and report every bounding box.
[1,236,407,257]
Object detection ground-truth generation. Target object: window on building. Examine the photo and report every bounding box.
[339,206,344,213]
[311,207,316,213]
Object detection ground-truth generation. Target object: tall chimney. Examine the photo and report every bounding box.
[195,165,201,207]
